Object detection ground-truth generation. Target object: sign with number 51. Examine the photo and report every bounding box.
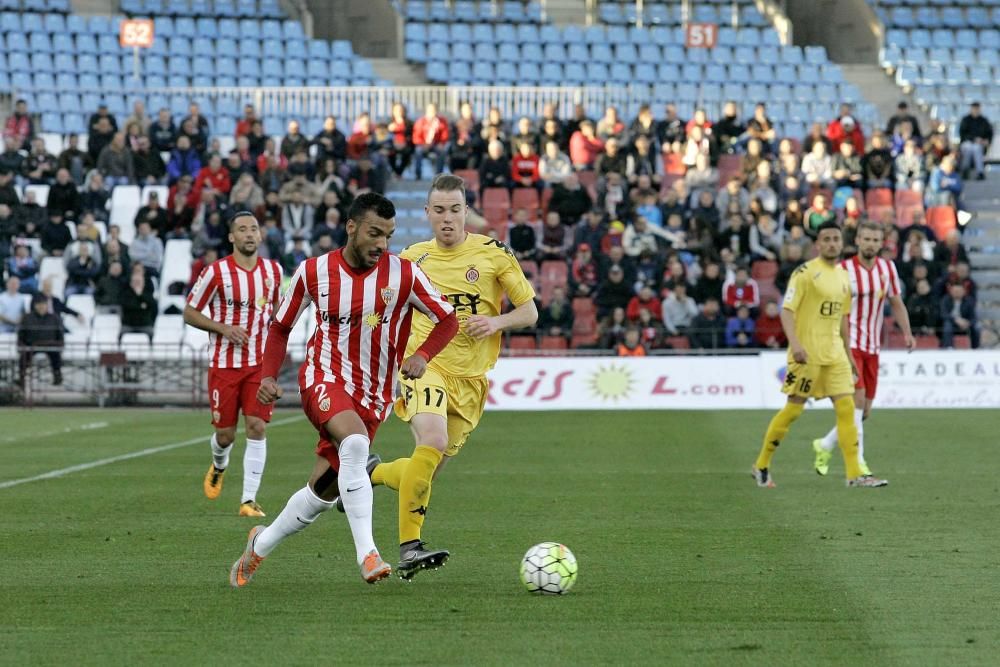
[685,23,717,49]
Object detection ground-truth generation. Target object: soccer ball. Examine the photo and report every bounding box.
[519,542,578,595]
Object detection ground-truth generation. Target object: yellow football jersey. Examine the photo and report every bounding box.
[401,232,536,378]
[782,257,852,366]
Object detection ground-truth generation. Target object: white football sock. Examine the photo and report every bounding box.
[854,408,866,464]
[253,485,333,557]
[210,433,230,470]
[820,424,839,452]
[241,438,267,503]
[337,433,377,563]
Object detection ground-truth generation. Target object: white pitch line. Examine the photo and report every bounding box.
[0,420,110,445]
[0,414,304,491]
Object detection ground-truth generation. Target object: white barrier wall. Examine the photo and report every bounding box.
[484,351,1000,410]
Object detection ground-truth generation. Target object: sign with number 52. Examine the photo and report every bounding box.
[120,19,155,48]
[685,23,717,48]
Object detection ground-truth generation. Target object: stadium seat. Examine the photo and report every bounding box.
[507,335,537,356]
[926,206,957,239]
[482,188,510,209]
[539,336,568,351]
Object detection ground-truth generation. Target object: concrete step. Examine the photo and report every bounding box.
[839,64,932,131]
[367,58,429,86]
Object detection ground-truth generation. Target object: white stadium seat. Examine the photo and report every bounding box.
[24,184,49,207]
[39,257,67,299]
[159,239,193,304]
[120,332,153,360]
[141,185,169,206]
[90,313,122,351]
[110,185,141,244]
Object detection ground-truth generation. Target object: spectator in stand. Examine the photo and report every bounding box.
[801,140,834,189]
[574,207,607,253]
[598,306,627,349]
[479,106,508,146]
[715,101,744,155]
[229,172,265,211]
[684,152,718,200]
[507,208,537,261]
[256,139,288,191]
[754,300,786,348]
[569,242,600,297]
[749,163,778,214]
[511,116,539,155]
[628,105,658,147]
[192,208,227,257]
[119,269,156,341]
[133,135,166,185]
[906,278,937,335]
[167,135,202,185]
[246,120,268,162]
[181,102,209,137]
[96,133,135,188]
[622,215,669,258]
[803,193,836,236]
[862,132,895,190]
[775,241,805,294]
[831,139,863,190]
[895,139,925,192]
[4,99,34,150]
[939,281,979,348]
[958,102,993,181]
[934,229,969,269]
[312,115,347,163]
[311,207,347,252]
[539,140,572,186]
[40,211,73,257]
[688,296,726,349]
[47,168,82,221]
[746,103,777,155]
[827,107,865,154]
[0,275,24,332]
[511,141,541,190]
[64,242,99,297]
[7,244,38,292]
[629,134,661,187]
[635,188,664,228]
[657,103,685,154]
[886,101,922,139]
[925,154,963,209]
[595,263,633,319]
[167,174,196,232]
[448,101,481,171]
[569,120,604,171]
[661,281,698,336]
[385,102,413,178]
[17,293,64,386]
[23,137,56,185]
[150,108,176,153]
[634,308,665,349]
[95,260,126,309]
[725,304,756,348]
[479,140,510,190]
[536,211,572,262]
[235,105,257,138]
[87,113,116,167]
[538,285,573,340]
[193,153,232,201]
[616,327,646,356]
[177,117,207,158]
[682,125,711,169]
[595,137,628,183]
[134,192,169,238]
[0,202,16,263]
[412,103,449,178]
[717,176,751,223]
[596,106,625,141]
[750,213,782,263]
[685,108,713,142]
[281,188,315,239]
[722,265,760,317]
[282,234,309,273]
[889,119,916,157]
[280,120,309,160]
[130,221,163,279]
[223,149,247,185]
[539,117,564,155]
[56,134,88,185]
[19,189,47,235]
[691,260,723,304]
[0,137,24,179]
[598,172,629,220]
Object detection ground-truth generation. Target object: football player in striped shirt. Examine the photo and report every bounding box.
[184,211,282,517]
[812,221,914,475]
[229,192,458,587]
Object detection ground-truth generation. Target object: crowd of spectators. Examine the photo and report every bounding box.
[0,93,990,359]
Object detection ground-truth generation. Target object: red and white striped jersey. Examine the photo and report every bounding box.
[841,255,901,354]
[273,249,453,411]
[187,255,283,368]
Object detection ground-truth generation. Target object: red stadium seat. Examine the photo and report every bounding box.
[540,260,568,285]
[865,187,893,209]
[954,335,972,350]
[665,336,690,350]
[927,206,957,239]
[660,173,682,194]
[572,297,596,320]
[662,152,686,176]
[507,335,537,355]
[867,205,896,225]
[539,335,568,351]
[914,334,939,349]
[895,204,924,228]
[757,278,782,305]
[895,188,923,208]
[511,187,540,212]
[455,169,479,196]
[717,154,743,183]
[518,259,538,280]
[482,187,510,208]
[751,260,778,281]
[540,187,553,215]
[577,171,597,191]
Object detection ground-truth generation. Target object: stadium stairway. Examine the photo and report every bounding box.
[963,173,1000,338]
[384,178,434,252]
[368,57,429,86]
[838,63,933,132]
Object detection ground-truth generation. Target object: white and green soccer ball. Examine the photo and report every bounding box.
[519,542,578,595]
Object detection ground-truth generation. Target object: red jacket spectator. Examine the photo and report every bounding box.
[626,288,662,322]
[754,305,786,348]
[4,101,34,149]
[511,151,541,186]
[412,114,449,147]
[722,272,761,311]
[193,160,232,201]
[826,116,865,155]
[569,129,604,169]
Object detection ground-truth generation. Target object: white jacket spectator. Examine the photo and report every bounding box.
[661,284,699,335]
[130,221,164,275]
[539,142,572,185]
[622,216,672,257]
[801,142,833,187]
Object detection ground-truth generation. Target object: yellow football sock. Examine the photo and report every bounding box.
[834,396,863,479]
[371,458,409,490]
[755,401,805,470]
[398,445,443,544]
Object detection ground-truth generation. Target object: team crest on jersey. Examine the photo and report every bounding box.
[318,397,331,412]
[465,266,480,283]
[381,287,395,306]
[264,277,273,290]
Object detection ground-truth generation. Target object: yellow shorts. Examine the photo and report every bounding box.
[394,368,490,457]
[782,360,855,399]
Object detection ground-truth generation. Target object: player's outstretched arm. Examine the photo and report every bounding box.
[466,299,538,339]
[888,295,916,351]
[183,304,249,345]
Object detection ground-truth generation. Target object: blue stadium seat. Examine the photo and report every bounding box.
[704,63,726,82]
[97,35,120,53]
[0,11,21,33]
[260,59,282,78]
[516,24,539,43]
[451,42,474,62]
[473,42,496,61]
[647,4,671,26]
[769,83,791,103]
[634,63,656,85]
[471,23,493,42]
[521,43,543,63]
[55,72,77,89]
[239,19,260,40]
[502,1,527,22]
[8,52,30,71]
[543,43,566,61]
[174,17,196,38]
[606,25,628,44]
[757,46,779,66]
[609,63,631,82]
[931,30,955,49]
[563,62,586,85]
[590,44,612,64]
[656,63,679,81]
[540,63,562,85]
[517,62,540,84]
[583,25,605,45]
[30,33,53,53]
[426,42,449,62]
[447,61,471,84]
[167,56,190,76]
[260,39,282,57]
[237,40,260,59]
[471,61,494,81]
[52,33,75,54]
[450,23,471,42]
[332,40,352,59]
[675,82,697,102]
[306,60,327,78]
[599,3,624,25]
[681,63,701,81]
[31,53,54,72]
[404,41,426,62]
[495,23,516,43]
[78,73,99,89]
[638,44,660,63]
[425,61,447,83]
[196,17,217,38]
[454,0,476,22]
[909,29,931,48]
[308,39,330,60]
[981,30,1000,49]
[405,22,426,42]
[781,46,803,64]
[6,32,27,51]
[192,40,214,59]
[891,7,916,28]
[238,58,260,77]
[21,13,43,33]
[663,45,684,63]
[214,56,236,75]
[566,43,588,63]
[76,54,99,73]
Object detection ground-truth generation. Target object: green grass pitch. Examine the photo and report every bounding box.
[0,407,997,665]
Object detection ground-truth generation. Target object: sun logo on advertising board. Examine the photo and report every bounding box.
[587,364,635,402]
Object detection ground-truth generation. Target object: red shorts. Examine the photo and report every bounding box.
[300,379,388,471]
[851,349,879,400]
[207,366,273,428]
